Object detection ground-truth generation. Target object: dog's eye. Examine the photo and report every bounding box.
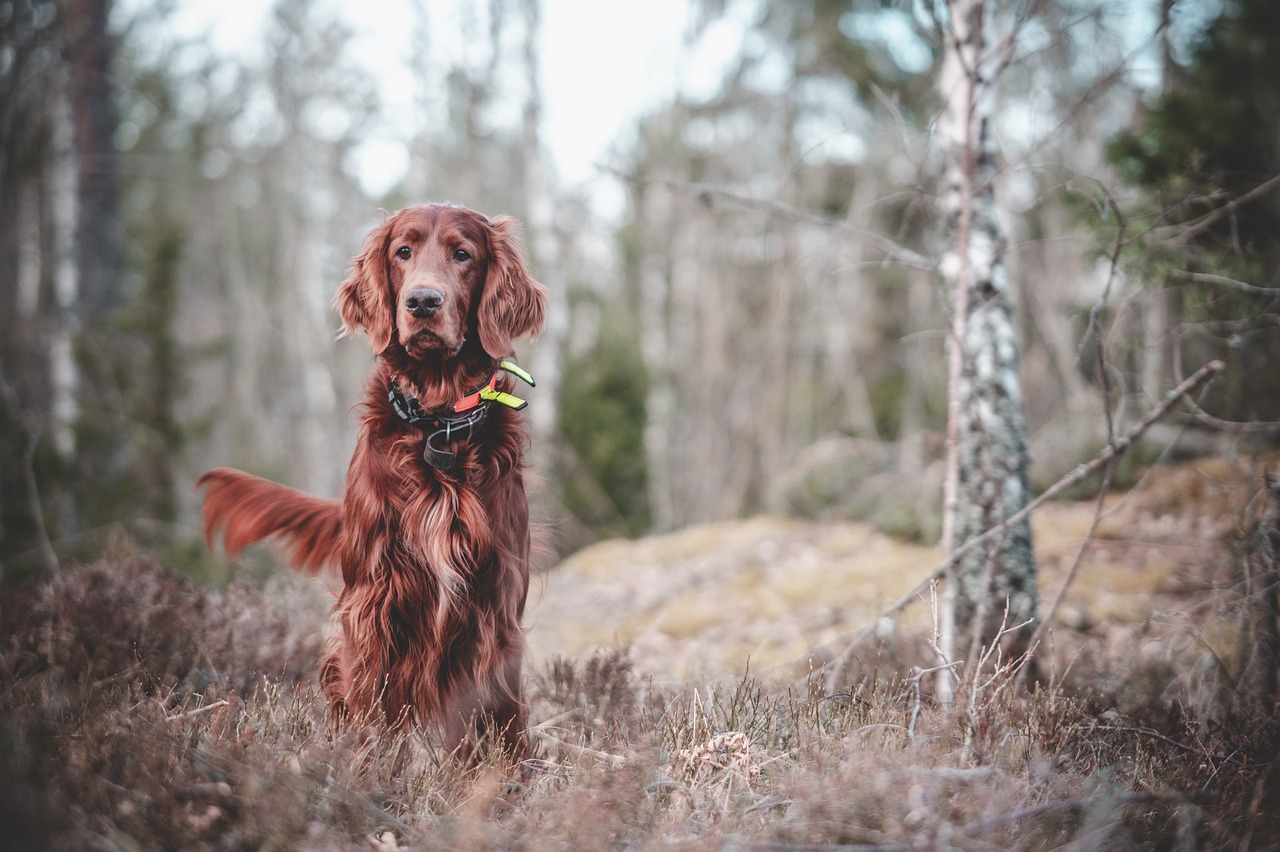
[396,246,412,260]
[452,249,471,264]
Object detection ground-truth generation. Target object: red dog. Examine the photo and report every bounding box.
[199,204,546,760]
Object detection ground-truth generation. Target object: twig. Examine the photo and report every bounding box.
[1168,269,1280,298]
[530,709,578,730]
[1067,723,1244,768]
[1016,455,1114,691]
[958,789,1204,838]
[166,699,230,721]
[1020,198,1124,685]
[818,359,1225,682]
[598,165,935,270]
[1161,172,1280,245]
[530,728,626,766]
[1169,356,1280,435]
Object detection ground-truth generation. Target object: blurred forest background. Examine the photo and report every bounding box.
[2,0,1278,583]
[6,0,1280,847]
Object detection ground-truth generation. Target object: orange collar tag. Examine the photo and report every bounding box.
[453,374,497,413]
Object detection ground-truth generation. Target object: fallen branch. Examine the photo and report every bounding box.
[530,727,626,766]
[819,359,1225,686]
[166,699,230,722]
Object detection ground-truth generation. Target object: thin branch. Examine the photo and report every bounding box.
[1020,37,1160,168]
[530,727,626,766]
[598,165,936,271]
[958,790,1205,838]
[1071,179,1125,369]
[816,359,1225,680]
[1177,315,1280,337]
[1168,269,1280,297]
[166,699,231,721]
[1170,353,1280,436]
[1160,172,1280,245]
[1067,723,1245,767]
[1016,457,1115,691]
[1018,183,1126,686]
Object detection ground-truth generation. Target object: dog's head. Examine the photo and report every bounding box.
[335,204,546,360]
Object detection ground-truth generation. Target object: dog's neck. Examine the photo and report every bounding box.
[380,342,499,414]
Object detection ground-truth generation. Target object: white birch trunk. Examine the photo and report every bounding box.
[937,0,1037,694]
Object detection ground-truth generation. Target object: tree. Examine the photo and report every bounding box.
[1106,0,1280,427]
[616,0,946,534]
[0,0,119,580]
[1100,0,1280,712]
[934,0,1037,688]
[0,0,64,581]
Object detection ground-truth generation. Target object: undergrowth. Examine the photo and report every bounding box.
[1,556,1278,850]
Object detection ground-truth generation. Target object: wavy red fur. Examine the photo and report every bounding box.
[198,204,546,761]
[196,468,341,574]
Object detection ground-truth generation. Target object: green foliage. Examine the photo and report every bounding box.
[556,309,651,538]
[1101,0,1280,423]
[41,151,196,562]
[58,224,189,549]
[1109,0,1280,258]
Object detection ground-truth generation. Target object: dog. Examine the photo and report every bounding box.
[199,203,546,760]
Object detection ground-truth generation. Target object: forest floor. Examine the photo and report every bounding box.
[531,455,1255,687]
[3,456,1279,849]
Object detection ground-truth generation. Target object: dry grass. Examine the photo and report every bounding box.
[3,460,1280,849]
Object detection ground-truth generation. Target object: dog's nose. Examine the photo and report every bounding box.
[404,288,444,318]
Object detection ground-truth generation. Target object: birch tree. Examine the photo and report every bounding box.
[935,0,1036,685]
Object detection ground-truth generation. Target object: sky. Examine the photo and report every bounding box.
[137,0,732,206]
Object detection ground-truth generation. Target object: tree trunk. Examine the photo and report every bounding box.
[937,0,1037,693]
[0,3,66,581]
[67,0,120,313]
[637,186,678,532]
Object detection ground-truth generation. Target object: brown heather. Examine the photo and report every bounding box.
[3,463,1280,850]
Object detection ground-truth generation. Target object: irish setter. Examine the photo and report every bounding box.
[198,204,546,760]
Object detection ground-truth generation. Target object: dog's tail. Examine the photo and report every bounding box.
[197,468,341,574]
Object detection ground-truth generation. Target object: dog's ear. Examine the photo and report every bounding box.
[478,216,547,358]
[334,217,395,353]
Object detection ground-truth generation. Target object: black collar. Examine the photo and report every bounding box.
[387,361,535,471]
[388,378,490,471]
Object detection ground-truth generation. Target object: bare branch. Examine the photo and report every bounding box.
[598,165,937,271]
[1168,269,1279,297]
[816,359,1226,679]
[530,727,626,766]
[1161,172,1280,245]
[1170,350,1280,436]
[166,699,231,722]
